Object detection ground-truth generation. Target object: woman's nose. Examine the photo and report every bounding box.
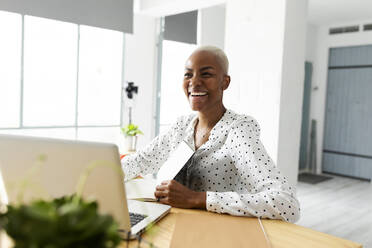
[189,75,202,87]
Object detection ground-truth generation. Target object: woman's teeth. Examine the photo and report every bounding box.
[190,92,207,96]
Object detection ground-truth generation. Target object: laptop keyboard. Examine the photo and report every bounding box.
[129,212,147,226]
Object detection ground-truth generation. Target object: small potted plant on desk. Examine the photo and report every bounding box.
[121,124,143,153]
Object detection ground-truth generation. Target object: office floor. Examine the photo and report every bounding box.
[296,174,372,248]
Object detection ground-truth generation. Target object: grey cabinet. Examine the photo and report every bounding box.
[323,45,372,180]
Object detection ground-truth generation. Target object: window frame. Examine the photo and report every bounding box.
[154,17,165,136]
[155,17,198,135]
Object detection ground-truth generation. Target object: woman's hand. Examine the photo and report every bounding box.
[154,180,206,209]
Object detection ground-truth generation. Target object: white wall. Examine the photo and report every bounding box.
[123,14,158,149]
[138,0,225,16]
[277,0,307,185]
[307,19,372,173]
[305,24,318,63]
[197,4,225,49]
[224,0,307,186]
[224,0,285,155]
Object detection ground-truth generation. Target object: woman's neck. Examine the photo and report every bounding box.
[197,105,226,129]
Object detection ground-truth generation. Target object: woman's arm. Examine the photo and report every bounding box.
[206,118,300,222]
[121,117,188,181]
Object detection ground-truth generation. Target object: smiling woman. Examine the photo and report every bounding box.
[121,46,301,223]
[182,47,230,150]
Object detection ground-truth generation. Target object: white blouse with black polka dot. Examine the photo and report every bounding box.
[122,110,300,223]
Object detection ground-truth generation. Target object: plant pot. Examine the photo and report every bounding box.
[123,136,137,152]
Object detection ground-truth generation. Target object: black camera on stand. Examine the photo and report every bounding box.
[125,82,138,99]
[124,82,138,124]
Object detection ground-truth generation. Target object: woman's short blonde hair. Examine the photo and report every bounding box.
[192,46,229,75]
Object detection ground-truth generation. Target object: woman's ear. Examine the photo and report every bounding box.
[222,75,231,91]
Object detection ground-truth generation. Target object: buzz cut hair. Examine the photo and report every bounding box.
[192,46,229,75]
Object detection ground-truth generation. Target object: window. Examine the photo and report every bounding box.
[0,11,124,144]
[23,15,78,127]
[158,40,196,134]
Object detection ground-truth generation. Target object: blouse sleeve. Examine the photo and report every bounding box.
[206,118,301,223]
[121,117,186,181]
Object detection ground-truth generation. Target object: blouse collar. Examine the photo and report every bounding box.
[183,109,236,151]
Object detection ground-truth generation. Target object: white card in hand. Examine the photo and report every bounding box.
[125,177,158,201]
[156,141,194,185]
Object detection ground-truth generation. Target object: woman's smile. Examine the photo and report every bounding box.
[189,92,208,96]
[188,91,209,105]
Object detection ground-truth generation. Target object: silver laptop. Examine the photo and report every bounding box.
[0,134,170,239]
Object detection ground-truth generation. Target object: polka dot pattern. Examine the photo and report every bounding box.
[122,110,300,223]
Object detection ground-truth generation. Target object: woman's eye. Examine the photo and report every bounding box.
[184,73,192,78]
[202,72,212,77]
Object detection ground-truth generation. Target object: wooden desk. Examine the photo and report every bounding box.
[122,208,363,248]
[0,208,363,248]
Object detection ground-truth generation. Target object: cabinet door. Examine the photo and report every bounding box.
[323,46,372,180]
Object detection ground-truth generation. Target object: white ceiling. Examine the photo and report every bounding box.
[135,0,224,17]
[135,0,372,26]
[308,0,372,26]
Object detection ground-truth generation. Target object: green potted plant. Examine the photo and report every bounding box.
[0,195,122,248]
[0,157,124,248]
[121,124,143,152]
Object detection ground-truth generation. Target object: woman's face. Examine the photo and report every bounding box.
[183,51,230,112]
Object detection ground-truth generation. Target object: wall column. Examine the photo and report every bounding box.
[224,0,308,185]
